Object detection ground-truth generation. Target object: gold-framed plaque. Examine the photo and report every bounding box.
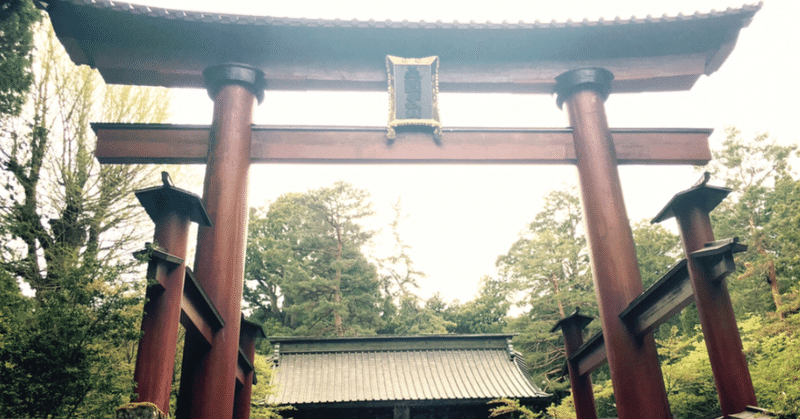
[386,55,441,142]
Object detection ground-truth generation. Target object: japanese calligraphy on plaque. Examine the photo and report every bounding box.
[386,55,441,142]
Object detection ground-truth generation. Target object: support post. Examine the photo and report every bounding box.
[652,177,757,415]
[555,68,671,419]
[131,173,210,415]
[551,309,598,419]
[176,63,265,419]
[233,317,266,419]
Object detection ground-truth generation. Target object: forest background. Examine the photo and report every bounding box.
[1,1,800,419]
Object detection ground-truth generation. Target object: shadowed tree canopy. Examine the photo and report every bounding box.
[0,0,39,118]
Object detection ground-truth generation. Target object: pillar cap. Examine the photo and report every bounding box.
[241,315,267,340]
[203,62,266,104]
[652,172,730,224]
[135,172,212,226]
[554,67,614,109]
[551,307,595,333]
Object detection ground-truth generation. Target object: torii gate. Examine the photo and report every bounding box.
[43,1,761,419]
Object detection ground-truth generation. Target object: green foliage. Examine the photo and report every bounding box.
[706,127,799,316]
[0,20,170,418]
[245,182,383,337]
[744,291,800,417]
[632,221,681,289]
[632,221,685,339]
[765,177,800,289]
[657,327,719,418]
[544,380,616,419]
[498,189,592,319]
[381,293,454,335]
[373,199,448,335]
[488,398,542,419]
[496,189,598,386]
[250,353,294,419]
[0,0,40,118]
[444,276,510,334]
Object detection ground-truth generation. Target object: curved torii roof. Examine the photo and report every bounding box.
[42,1,760,93]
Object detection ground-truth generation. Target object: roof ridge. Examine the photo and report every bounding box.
[52,0,763,29]
[279,347,508,353]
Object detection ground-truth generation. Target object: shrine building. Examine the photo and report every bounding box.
[266,334,550,419]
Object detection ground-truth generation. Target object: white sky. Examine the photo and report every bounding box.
[130,0,799,304]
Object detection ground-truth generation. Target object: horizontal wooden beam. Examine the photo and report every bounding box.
[181,297,215,346]
[93,124,712,165]
[236,348,254,387]
[180,268,225,346]
[570,261,689,375]
[619,259,694,337]
[570,331,606,377]
[564,239,747,377]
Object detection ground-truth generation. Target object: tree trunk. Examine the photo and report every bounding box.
[551,273,565,318]
[334,224,344,336]
[751,217,782,314]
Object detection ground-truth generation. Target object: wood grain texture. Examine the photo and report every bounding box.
[93,124,712,165]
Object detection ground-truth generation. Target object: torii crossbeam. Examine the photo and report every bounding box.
[92,124,712,165]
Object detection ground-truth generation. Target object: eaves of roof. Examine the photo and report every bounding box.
[268,348,548,405]
[43,1,761,94]
[41,0,761,31]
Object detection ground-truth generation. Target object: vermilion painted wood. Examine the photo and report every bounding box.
[233,323,259,419]
[176,83,256,419]
[674,203,757,415]
[553,314,598,419]
[180,295,215,345]
[133,212,191,415]
[92,124,712,165]
[564,88,671,419]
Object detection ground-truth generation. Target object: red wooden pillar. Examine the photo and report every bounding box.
[551,309,598,419]
[177,63,265,419]
[233,317,266,419]
[653,180,757,415]
[132,173,211,415]
[555,68,672,419]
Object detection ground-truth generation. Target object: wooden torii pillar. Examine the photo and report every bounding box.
[653,179,758,415]
[551,308,598,419]
[555,68,671,419]
[174,63,266,419]
[130,173,211,416]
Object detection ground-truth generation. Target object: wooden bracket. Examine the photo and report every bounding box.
[691,237,747,282]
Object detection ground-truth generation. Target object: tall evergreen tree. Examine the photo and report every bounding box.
[706,127,798,315]
[245,182,383,337]
[497,188,597,385]
[0,22,170,418]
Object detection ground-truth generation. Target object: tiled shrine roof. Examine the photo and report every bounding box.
[266,334,548,406]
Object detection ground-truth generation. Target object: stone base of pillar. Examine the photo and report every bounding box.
[116,402,167,419]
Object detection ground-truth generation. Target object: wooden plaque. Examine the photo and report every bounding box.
[386,55,441,142]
